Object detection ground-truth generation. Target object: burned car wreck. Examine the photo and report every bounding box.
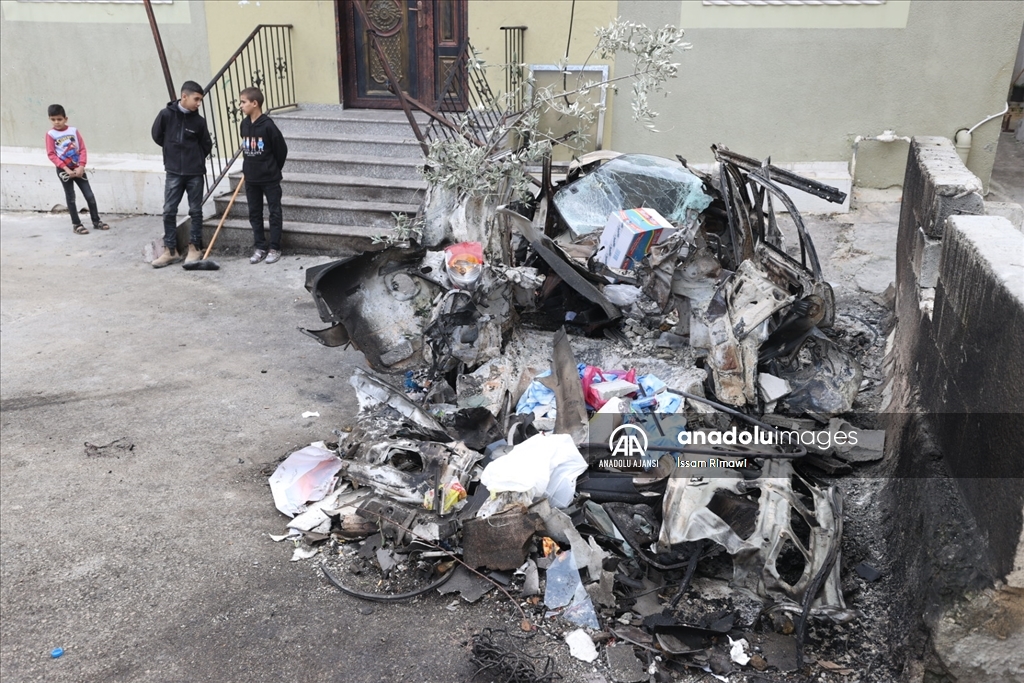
[275,145,883,679]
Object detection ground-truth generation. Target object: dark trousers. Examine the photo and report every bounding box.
[245,181,283,251]
[163,173,204,249]
[57,169,100,227]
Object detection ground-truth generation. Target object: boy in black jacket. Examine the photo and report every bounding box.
[151,80,213,267]
[239,87,288,264]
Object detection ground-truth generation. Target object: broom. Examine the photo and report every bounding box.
[183,177,244,271]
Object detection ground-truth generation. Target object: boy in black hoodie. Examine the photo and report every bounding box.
[151,80,213,267]
[239,87,288,264]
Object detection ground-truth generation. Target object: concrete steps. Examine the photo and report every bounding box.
[285,133,424,158]
[285,152,424,181]
[217,193,419,229]
[203,219,393,255]
[273,109,429,138]
[207,104,425,255]
[230,172,426,204]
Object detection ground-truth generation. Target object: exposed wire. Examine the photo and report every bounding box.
[470,628,562,683]
[320,562,454,602]
[967,103,1010,134]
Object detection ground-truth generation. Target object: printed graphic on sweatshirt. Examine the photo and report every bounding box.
[242,136,265,157]
[49,129,81,168]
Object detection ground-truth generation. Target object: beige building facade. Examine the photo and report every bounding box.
[2,0,1021,212]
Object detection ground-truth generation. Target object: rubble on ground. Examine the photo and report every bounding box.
[273,146,897,681]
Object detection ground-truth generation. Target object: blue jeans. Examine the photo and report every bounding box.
[246,181,283,251]
[163,173,204,249]
[57,169,100,227]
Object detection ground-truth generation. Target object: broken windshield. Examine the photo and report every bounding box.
[553,154,713,237]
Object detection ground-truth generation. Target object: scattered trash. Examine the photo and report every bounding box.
[728,636,751,666]
[268,444,344,517]
[437,565,495,603]
[290,546,318,562]
[462,511,539,570]
[564,629,599,663]
[604,642,645,683]
[818,659,856,675]
[596,208,673,271]
[470,628,561,682]
[83,438,134,458]
[301,411,320,418]
[479,434,587,509]
[277,142,895,679]
[445,241,485,290]
[544,550,600,629]
[855,562,883,582]
[50,647,64,659]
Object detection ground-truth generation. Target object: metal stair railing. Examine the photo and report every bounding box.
[422,39,506,148]
[199,24,296,205]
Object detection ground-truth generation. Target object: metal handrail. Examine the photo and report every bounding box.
[500,26,527,114]
[199,24,296,204]
[422,39,506,148]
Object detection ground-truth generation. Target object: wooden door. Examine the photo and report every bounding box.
[338,0,466,109]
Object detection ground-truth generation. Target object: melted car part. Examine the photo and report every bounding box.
[302,251,442,372]
[658,459,854,621]
[766,333,863,419]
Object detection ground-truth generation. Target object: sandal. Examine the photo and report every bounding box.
[93,221,110,231]
[73,224,89,235]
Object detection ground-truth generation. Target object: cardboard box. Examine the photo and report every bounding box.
[596,208,673,270]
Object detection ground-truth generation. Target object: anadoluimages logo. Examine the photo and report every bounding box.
[608,424,649,459]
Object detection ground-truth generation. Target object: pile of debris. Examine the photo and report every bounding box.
[271,146,888,680]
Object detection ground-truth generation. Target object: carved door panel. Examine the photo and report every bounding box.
[338,1,467,110]
[431,0,467,108]
[340,0,431,109]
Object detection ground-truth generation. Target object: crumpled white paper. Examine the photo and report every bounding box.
[268,444,343,517]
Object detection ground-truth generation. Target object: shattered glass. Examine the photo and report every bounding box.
[553,154,713,238]
[544,550,600,629]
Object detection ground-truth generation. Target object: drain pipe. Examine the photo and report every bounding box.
[954,103,1010,163]
[849,129,912,187]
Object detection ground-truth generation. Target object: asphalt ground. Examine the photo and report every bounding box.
[0,214,514,682]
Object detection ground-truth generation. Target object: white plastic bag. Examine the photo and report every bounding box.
[268,445,344,517]
[603,284,642,306]
[479,433,587,508]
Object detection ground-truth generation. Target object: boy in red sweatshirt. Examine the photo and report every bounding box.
[46,104,108,234]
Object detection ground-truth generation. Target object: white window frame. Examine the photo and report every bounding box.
[703,1,885,6]
[16,1,173,5]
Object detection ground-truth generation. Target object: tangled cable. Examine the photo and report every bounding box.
[470,628,562,683]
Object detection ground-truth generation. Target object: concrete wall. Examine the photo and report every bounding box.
[883,136,1024,680]
[0,147,167,215]
[0,0,212,154]
[888,135,1023,582]
[613,0,1024,191]
[468,0,618,154]
[203,0,339,106]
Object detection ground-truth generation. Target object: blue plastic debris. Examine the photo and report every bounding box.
[631,395,659,411]
[637,374,667,396]
[51,648,64,659]
[403,371,423,392]
[515,370,557,417]
[658,392,685,414]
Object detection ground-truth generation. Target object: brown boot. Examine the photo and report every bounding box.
[152,247,181,268]
[184,244,203,264]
